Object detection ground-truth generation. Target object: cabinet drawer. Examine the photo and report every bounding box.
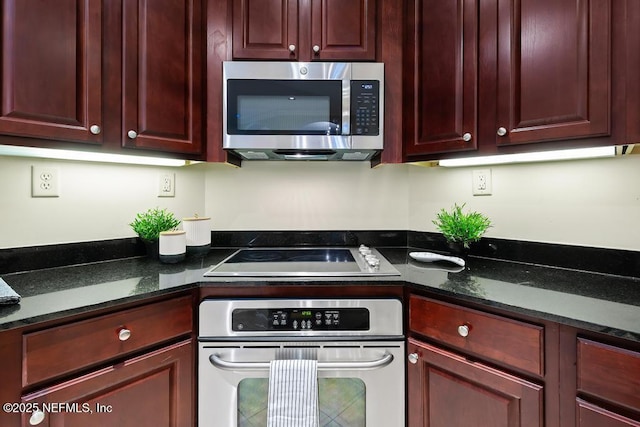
[409,295,543,376]
[23,296,192,387]
[577,338,640,412]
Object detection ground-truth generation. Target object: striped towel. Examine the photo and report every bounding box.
[0,277,20,305]
[267,359,319,427]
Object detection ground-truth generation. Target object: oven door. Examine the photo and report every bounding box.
[198,341,405,427]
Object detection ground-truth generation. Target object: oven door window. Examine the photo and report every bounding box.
[227,80,343,135]
[238,378,365,426]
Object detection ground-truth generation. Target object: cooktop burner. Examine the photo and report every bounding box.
[203,247,400,277]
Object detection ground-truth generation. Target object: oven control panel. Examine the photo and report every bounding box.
[232,308,370,332]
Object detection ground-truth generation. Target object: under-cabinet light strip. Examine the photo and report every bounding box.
[0,145,194,167]
[438,146,617,167]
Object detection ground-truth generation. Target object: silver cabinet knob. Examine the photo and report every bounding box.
[89,125,101,135]
[408,353,419,364]
[312,45,320,53]
[457,324,470,337]
[127,130,138,139]
[462,132,472,142]
[288,44,296,52]
[118,328,131,341]
[29,409,45,425]
[497,127,508,137]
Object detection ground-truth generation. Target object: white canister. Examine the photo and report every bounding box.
[183,216,211,253]
[159,230,187,263]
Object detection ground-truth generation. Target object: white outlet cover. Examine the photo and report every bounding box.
[31,166,60,197]
[472,169,492,196]
[158,173,175,197]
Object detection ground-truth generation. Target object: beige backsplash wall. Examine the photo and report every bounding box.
[0,156,206,249]
[408,155,640,251]
[1,153,638,251]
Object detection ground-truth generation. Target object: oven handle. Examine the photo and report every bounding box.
[209,352,394,371]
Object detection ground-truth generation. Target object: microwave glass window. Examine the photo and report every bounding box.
[237,377,366,426]
[237,96,332,133]
[227,80,343,135]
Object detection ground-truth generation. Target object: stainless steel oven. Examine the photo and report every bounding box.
[198,299,405,427]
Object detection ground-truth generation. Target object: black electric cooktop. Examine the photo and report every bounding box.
[203,247,400,277]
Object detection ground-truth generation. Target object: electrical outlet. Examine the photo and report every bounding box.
[31,166,60,197]
[472,169,492,196]
[158,173,175,197]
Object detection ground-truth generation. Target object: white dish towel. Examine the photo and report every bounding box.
[267,359,319,427]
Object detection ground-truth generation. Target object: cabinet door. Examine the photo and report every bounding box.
[577,399,640,427]
[404,0,478,156]
[309,0,376,61]
[408,338,543,427]
[122,0,203,155]
[21,340,192,427]
[0,0,102,143]
[232,0,299,60]
[495,0,611,146]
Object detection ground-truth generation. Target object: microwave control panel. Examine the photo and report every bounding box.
[232,308,370,332]
[350,80,379,136]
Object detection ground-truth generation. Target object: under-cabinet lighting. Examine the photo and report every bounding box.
[0,145,196,167]
[437,146,617,167]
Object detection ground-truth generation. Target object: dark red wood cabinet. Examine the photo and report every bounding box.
[404,0,620,160]
[407,295,545,427]
[407,339,544,427]
[574,338,640,427]
[0,0,204,157]
[232,0,376,62]
[0,295,195,427]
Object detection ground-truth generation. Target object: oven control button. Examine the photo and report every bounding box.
[293,320,298,329]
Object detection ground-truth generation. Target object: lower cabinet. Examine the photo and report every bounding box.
[407,338,543,427]
[575,338,640,427]
[21,340,192,427]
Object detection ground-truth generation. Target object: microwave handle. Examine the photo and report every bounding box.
[209,352,394,371]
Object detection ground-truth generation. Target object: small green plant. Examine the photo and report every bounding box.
[433,203,492,249]
[130,208,180,241]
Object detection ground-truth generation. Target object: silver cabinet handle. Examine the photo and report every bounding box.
[497,127,508,137]
[127,130,138,139]
[210,353,394,371]
[29,409,45,425]
[462,132,472,142]
[90,125,101,135]
[288,44,296,52]
[408,353,419,364]
[118,328,131,341]
[457,324,470,337]
[312,45,320,53]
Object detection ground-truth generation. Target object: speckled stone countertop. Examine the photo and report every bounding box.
[1,247,638,342]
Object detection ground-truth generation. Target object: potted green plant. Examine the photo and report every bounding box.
[130,208,181,258]
[433,203,492,257]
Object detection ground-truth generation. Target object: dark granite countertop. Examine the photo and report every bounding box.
[1,247,638,343]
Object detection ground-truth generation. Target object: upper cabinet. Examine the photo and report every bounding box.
[0,0,204,158]
[232,0,376,62]
[404,0,622,161]
[119,0,204,155]
[0,0,102,144]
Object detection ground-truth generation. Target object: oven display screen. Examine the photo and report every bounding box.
[232,308,370,331]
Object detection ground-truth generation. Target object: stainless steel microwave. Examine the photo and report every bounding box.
[223,61,384,161]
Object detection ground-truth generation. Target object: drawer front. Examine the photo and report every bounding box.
[23,296,193,387]
[409,295,543,376]
[578,338,640,412]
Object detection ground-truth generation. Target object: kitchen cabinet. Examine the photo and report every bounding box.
[21,340,192,427]
[575,338,640,427]
[232,0,376,62]
[407,294,545,426]
[404,0,618,160]
[17,295,194,426]
[0,0,204,157]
